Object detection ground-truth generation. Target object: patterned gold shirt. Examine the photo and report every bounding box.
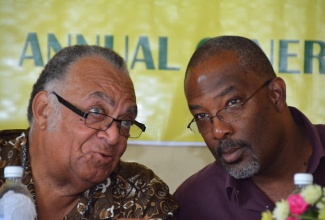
[0,129,179,219]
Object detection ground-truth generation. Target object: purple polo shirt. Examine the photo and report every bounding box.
[174,107,325,220]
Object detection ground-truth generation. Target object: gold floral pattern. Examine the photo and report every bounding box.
[0,129,179,219]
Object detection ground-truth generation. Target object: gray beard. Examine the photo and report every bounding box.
[216,139,260,179]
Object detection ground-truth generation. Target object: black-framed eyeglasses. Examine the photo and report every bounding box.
[187,79,273,134]
[52,92,146,138]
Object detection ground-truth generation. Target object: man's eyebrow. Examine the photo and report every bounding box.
[127,106,138,114]
[188,86,236,111]
[214,85,234,100]
[89,92,138,115]
[89,91,114,106]
[189,104,202,111]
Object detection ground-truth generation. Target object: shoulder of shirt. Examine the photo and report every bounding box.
[174,161,227,194]
[315,124,325,149]
[0,129,27,142]
[315,124,325,136]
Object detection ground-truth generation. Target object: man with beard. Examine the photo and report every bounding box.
[173,36,325,219]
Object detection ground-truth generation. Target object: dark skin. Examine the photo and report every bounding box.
[185,51,312,202]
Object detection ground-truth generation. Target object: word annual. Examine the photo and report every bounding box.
[19,33,325,74]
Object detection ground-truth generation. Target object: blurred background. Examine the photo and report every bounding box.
[0,0,324,192]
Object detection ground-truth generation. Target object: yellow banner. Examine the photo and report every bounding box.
[0,0,324,145]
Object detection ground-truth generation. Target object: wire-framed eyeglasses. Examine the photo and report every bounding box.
[187,79,272,134]
[53,92,146,138]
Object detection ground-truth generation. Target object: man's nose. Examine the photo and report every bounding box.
[210,117,233,140]
[98,121,121,144]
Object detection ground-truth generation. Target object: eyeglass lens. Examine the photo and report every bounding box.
[190,103,244,134]
[85,112,142,138]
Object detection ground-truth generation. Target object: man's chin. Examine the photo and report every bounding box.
[77,167,111,185]
[224,165,245,179]
[221,161,259,180]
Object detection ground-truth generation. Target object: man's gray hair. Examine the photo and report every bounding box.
[27,45,129,125]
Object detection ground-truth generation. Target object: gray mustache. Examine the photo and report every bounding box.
[217,139,250,154]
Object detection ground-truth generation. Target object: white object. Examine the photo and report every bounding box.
[0,191,36,220]
[0,166,37,220]
[294,173,313,185]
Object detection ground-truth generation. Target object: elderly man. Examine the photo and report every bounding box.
[0,45,178,219]
[174,36,325,219]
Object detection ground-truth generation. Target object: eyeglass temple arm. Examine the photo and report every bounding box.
[135,121,146,132]
[187,118,195,129]
[52,92,88,118]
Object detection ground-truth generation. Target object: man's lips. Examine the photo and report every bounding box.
[221,147,244,163]
[90,151,114,163]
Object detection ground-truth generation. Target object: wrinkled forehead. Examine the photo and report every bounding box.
[67,55,127,78]
[64,55,136,103]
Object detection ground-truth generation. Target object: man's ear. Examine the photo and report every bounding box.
[32,91,51,130]
[267,77,287,112]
